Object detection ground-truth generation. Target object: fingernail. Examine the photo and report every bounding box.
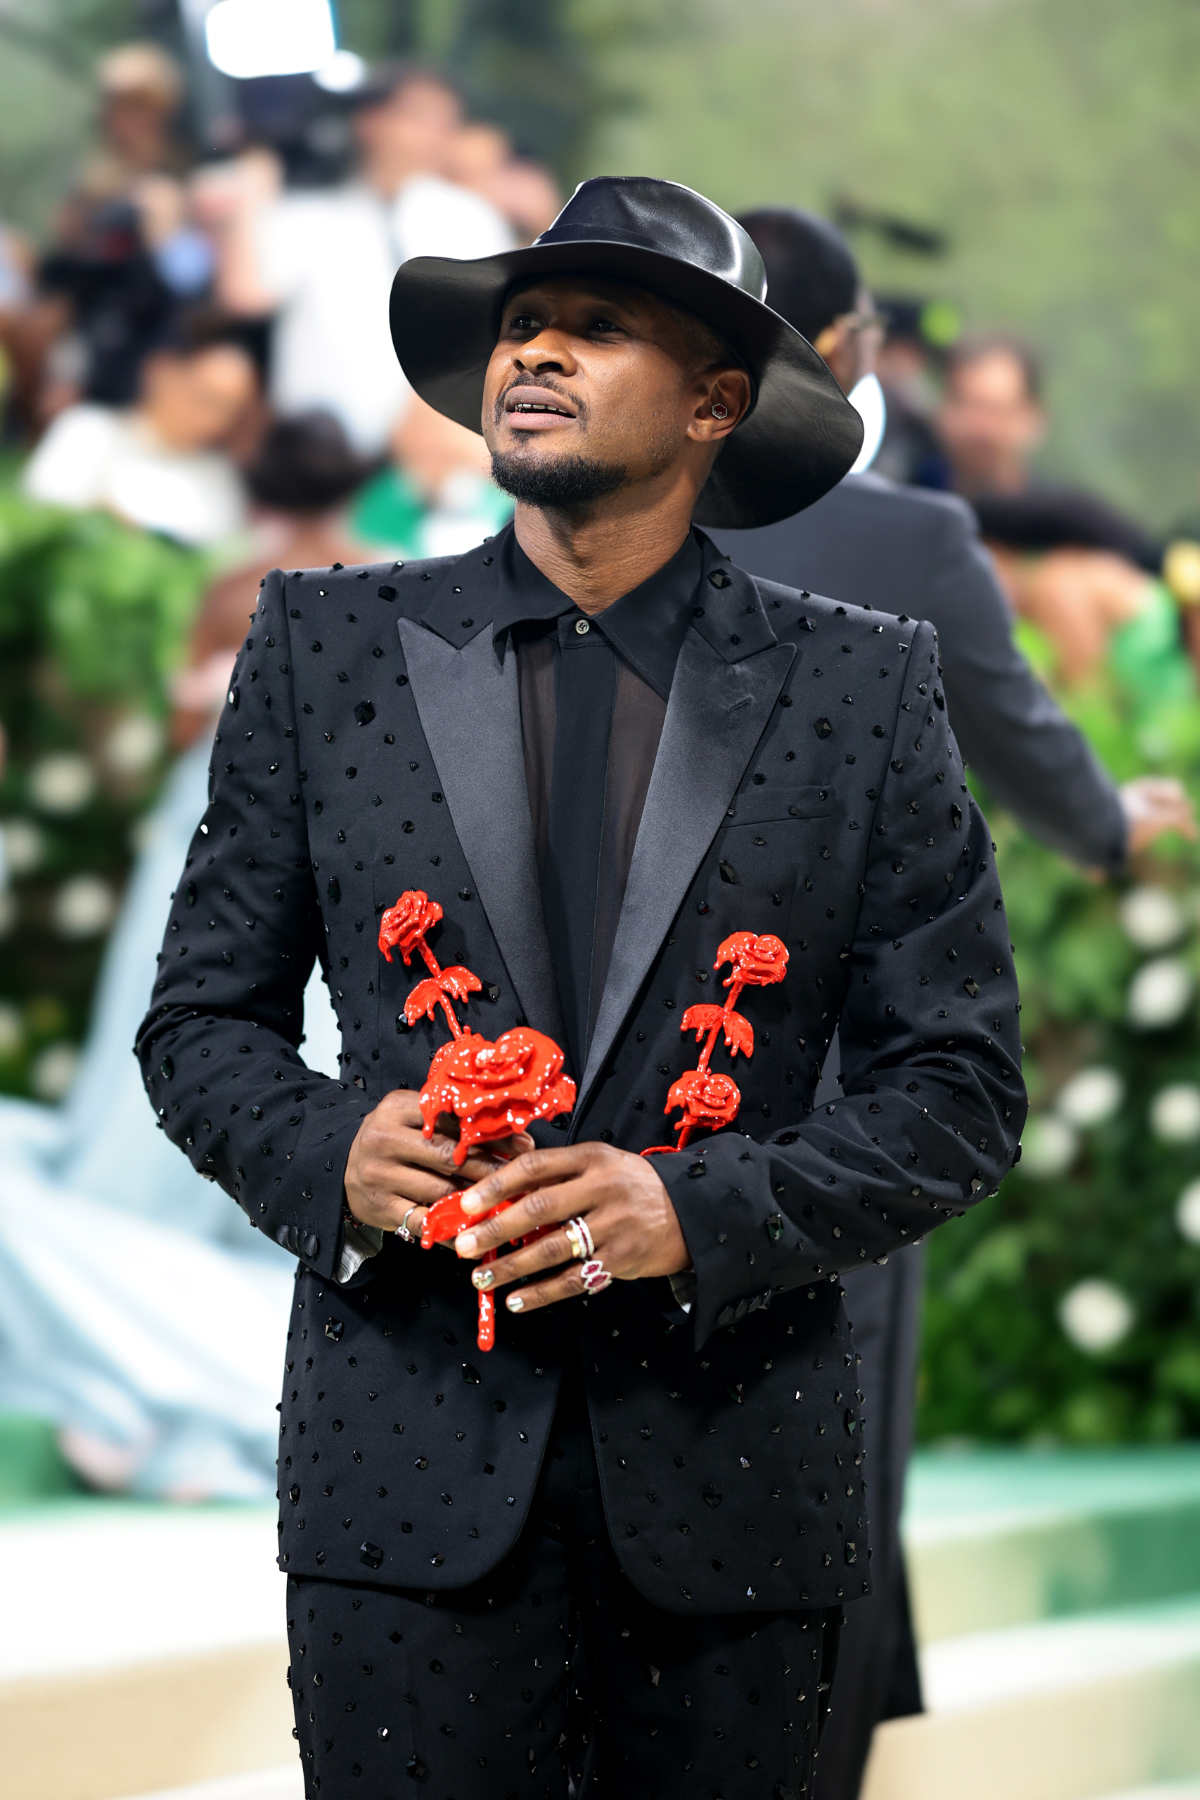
[456,1232,478,1256]
[461,1189,485,1213]
[471,1265,494,1290]
[506,1293,524,1312]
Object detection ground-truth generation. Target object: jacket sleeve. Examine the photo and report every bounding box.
[929,499,1128,873]
[134,568,373,1285]
[650,618,1027,1349]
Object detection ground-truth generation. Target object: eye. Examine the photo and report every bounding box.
[588,315,624,334]
[504,312,540,335]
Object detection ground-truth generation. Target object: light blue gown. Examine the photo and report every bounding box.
[0,738,343,1498]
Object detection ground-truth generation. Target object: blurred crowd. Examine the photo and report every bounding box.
[0,39,1198,1503]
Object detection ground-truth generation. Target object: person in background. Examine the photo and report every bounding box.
[869,294,946,486]
[447,119,564,242]
[173,409,376,749]
[0,414,367,1502]
[204,62,514,452]
[29,44,204,417]
[932,333,1190,699]
[715,204,1195,1800]
[351,393,512,561]
[932,331,1160,562]
[22,312,257,548]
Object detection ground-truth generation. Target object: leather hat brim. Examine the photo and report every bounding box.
[388,238,863,529]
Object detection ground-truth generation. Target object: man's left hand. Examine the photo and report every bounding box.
[451,1143,690,1313]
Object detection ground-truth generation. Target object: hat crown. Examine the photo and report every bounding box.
[533,176,768,306]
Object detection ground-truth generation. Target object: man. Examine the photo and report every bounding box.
[932,331,1162,566]
[137,176,1025,1796]
[716,205,1194,1800]
[209,62,513,451]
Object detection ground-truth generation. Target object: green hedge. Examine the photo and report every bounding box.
[0,486,212,1098]
[919,618,1200,1444]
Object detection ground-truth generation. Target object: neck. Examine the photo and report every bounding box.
[513,490,695,614]
[365,154,417,199]
[956,457,1028,498]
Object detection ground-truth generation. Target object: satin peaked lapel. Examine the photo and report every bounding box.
[572,626,797,1124]
[396,616,564,1045]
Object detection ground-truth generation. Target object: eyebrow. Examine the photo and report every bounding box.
[502,287,639,316]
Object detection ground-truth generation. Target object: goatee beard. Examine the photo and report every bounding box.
[490,449,629,509]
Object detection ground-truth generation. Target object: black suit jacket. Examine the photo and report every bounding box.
[716,472,1128,872]
[135,525,1025,1614]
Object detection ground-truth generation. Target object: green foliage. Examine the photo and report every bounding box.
[918,619,1200,1446]
[585,0,1200,532]
[0,485,210,1099]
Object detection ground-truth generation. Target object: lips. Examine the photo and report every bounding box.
[503,384,578,430]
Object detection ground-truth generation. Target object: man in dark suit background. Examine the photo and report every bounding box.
[137,178,1026,1797]
[716,205,1195,1800]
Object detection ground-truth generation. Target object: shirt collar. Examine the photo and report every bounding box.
[491,522,704,701]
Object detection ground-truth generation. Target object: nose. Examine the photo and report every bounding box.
[513,330,577,377]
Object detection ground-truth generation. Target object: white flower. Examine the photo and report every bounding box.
[103,713,163,776]
[1127,957,1194,1030]
[1059,1279,1134,1353]
[0,1002,22,1056]
[1,818,45,875]
[1056,1067,1124,1128]
[1019,1114,1078,1178]
[30,1041,78,1101]
[1119,885,1186,950]
[52,874,116,938]
[28,752,95,814]
[1151,1083,1200,1142]
[1176,1179,1200,1245]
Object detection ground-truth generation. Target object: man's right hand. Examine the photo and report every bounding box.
[343,1089,533,1238]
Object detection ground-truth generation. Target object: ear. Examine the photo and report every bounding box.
[687,367,754,445]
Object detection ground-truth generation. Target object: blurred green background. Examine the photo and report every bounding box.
[2,0,1197,527]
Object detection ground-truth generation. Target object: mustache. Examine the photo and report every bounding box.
[494,377,585,422]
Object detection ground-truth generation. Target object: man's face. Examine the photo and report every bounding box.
[937,349,1044,491]
[481,276,731,509]
[356,78,461,175]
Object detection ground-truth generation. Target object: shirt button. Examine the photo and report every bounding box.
[574,618,590,635]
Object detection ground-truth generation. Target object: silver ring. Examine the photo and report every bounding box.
[580,1257,612,1294]
[564,1215,595,1261]
[395,1205,420,1244]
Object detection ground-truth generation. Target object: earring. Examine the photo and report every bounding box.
[711,401,729,420]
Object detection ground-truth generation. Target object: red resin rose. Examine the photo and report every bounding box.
[717,930,789,987]
[665,1067,741,1136]
[642,923,790,1157]
[378,889,443,964]
[419,1027,576,1164]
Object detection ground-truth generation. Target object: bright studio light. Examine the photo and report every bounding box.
[314,49,368,93]
[205,0,337,80]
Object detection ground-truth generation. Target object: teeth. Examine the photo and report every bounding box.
[513,401,566,414]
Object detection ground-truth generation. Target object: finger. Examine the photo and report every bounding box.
[378,1126,517,1188]
[455,1176,592,1257]
[383,1199,429,1238]
[468,1223,581,1292]
[459,1146,584,1216]
[503,1264,591,1314]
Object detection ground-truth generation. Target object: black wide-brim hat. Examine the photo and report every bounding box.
[388,175,863,529]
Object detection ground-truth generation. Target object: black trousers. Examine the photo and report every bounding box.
[286,1369,841,1799]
